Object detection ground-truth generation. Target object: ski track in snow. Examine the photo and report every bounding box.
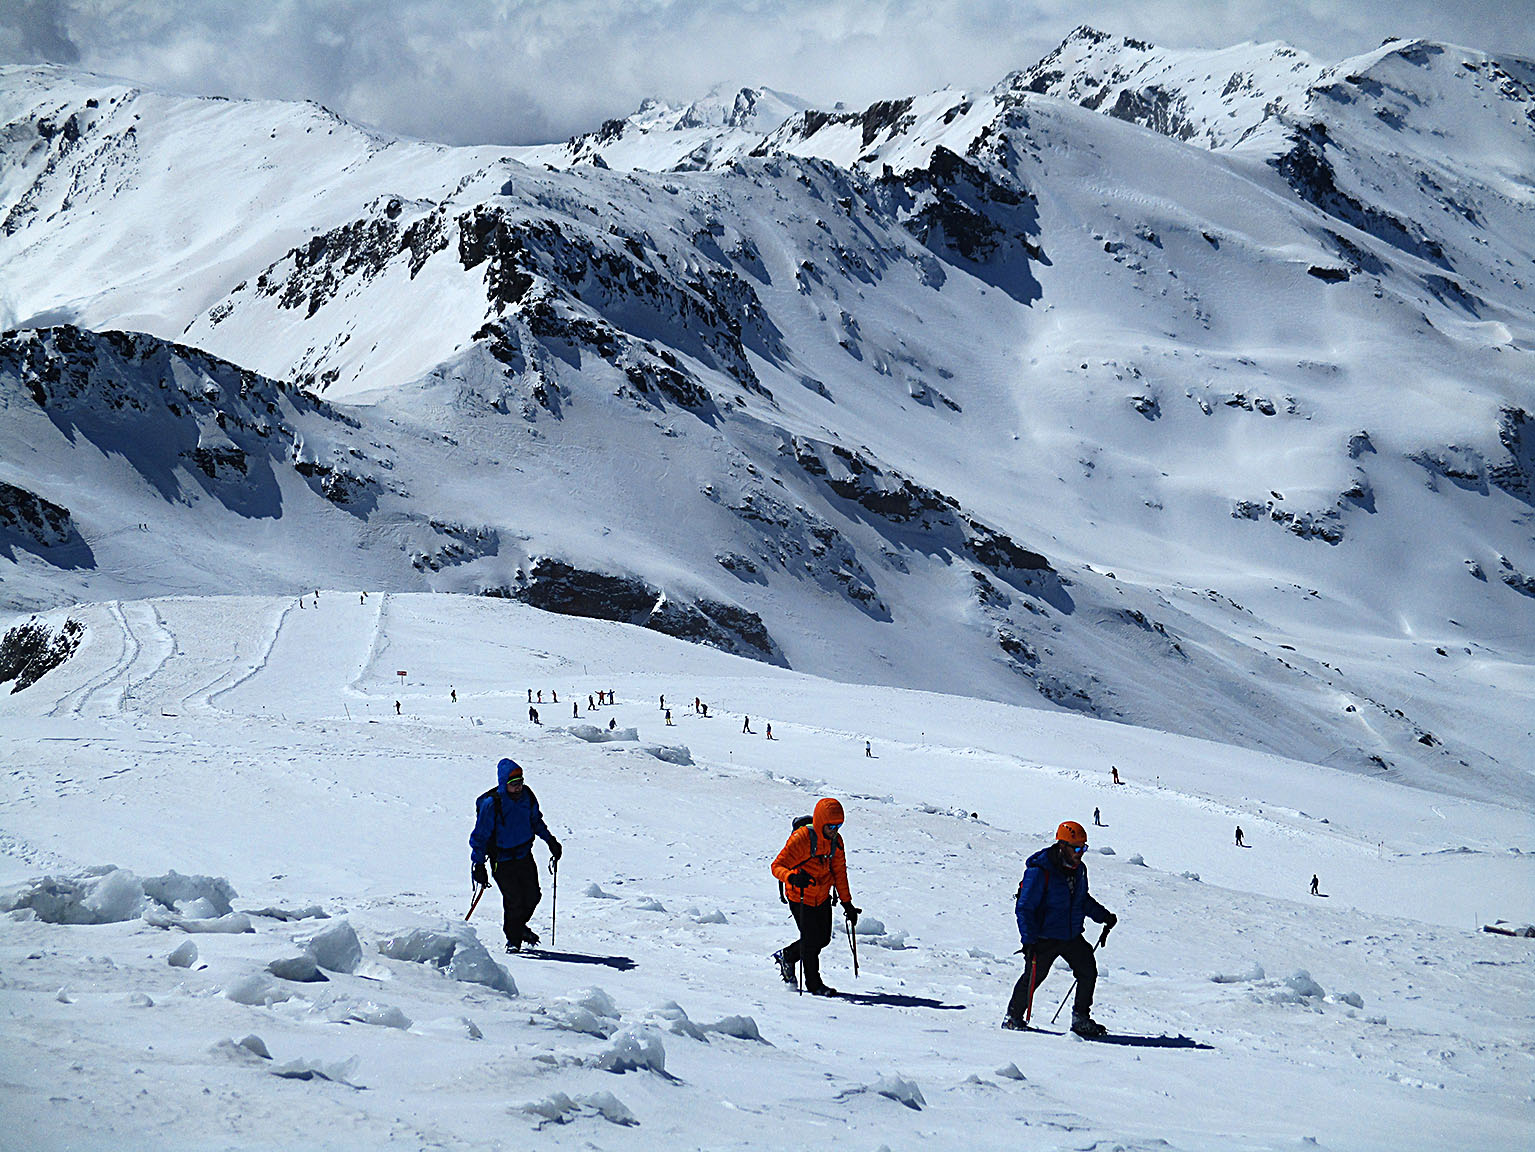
[1,593,1531,1152]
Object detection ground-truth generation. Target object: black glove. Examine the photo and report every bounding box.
[472,862,488,888]
[788,870,812,889]
[844,904,860,926]
[1103,911,1118,930]
[548,838,563,862]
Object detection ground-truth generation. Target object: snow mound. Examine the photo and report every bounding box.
[566,724,639,743]
[871,1073,926,1110]
[640,742,693,765]
[690,907,728,925]
[211,1034,272,1063]
[1,867,144,924]
[1272,970,1326,1003]
[144,908,253,933]
[543,985,622,1037]
[326,999,412,1029]
[142,870,235,916]
[376,922,516,994]
[702,1014,764,1042]
[267,955,328,982]
[590,1026,667,1075]
[996,1062,1026,1081]
[1211,963,1265,984]
[584,883,619,899]
[642,1001,706,1040]
[272,1054,360,1086]
[223,973,293,1007]
[166,940,198,968]
[246,904,329,921]
[522,1090,637,1127]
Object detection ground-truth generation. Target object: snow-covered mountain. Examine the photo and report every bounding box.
[0,29,1532,804]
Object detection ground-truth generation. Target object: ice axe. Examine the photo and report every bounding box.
[1050,921,1113,1025]
[465,881,488,921]
[846,912,859,979]
[548,854,559,948]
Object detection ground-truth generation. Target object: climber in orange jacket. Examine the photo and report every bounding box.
[770,797,860,995]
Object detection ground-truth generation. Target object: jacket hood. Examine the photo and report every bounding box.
[497,757,524,789]
[813,797,844,836]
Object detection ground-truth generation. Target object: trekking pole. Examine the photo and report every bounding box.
[846,914,859,979]
[549,856,559,948]
[465,882,488,921]
[1050,924,1112,1024]
[1021,949,1037,1024]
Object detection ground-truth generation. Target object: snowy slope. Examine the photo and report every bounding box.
[1,29,1533,804]
[0,595,1530,1151]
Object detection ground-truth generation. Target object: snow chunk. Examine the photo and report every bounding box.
[1181,871,1201,882]
[327,999,411,1029]
[1333,990,1365,1009]
[566,724,638,743]
[872,1074,926,1110]
[635,898,666,912]
[1126,854,1147,867]
[247,904,329,921]
[142,871,235,916]
[271,1054,360,1086]
[691,908,728,925]
[591,1026,667,1075]
[211,1034,272,1063]
[223,973,293,1006]
[0,868,145,924]
[167,940,198,968]
[702,1015,764,1042]
[640,743,693,765]
[584,883,619,899]
[644,1001,706,1040]
[1211,963,1264,984]
[376,922,515,994]
[268,955,328,983]
[1271,970,1326,1003]
[544,985,621,1037]
[995,1062,1026,1081]
[144,908,254,933]
[522,1090,637,1127]
[854,916,886,936]
[1097,846,1116,855]
[302,919,362,973]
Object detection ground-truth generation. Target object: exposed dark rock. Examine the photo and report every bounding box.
[0,616,84,692]
[1232,499,1345,544]
[1490,407,1533,504]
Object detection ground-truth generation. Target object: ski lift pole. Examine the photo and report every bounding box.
[1051,923,1112,1025]
[549,855,559,948]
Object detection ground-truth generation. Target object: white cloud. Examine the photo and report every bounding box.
[0,0,1528,145]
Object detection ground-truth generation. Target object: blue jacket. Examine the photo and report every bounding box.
[1015,845,1110,946]
[469,758,554,864]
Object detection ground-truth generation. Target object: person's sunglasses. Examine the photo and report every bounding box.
[824,822,841,832]
[1069,844,1087,854]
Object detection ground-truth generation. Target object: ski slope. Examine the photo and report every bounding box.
[2,594,1530,1150]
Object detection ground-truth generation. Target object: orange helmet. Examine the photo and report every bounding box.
[1056,820,1088,847]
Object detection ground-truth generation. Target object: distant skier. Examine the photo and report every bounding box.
[589,695,595,711]
[527,689,532,703]
[451,687,457,704]
[1003,821,1118,1037]
[865,741,872,758]
[394,700,401,715]
[1111,766,1122,785]
[766,723,773,740]
[694,697,702,713]
[1093,807,1103,827]
[529,706,540,724]
[771,798,860,996]
[573,702,579,719]
[608,717,616,731]
[701,703,709,717]
[659,694,665,710]
[1310,874,1320,896]
[1235,826,1245,847]
[551,690,558,704]
[665,708,673,726]
[469,758,562,952]
[743,716,753,734]
[536,690,542,704]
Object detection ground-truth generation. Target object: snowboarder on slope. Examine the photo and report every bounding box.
[1235,826,1245,847]
[469,758,563,952]
[1093,807,1103,827]
[1310,874,1320,896]
[1004,820,1117,1036]
[770,797,860,996]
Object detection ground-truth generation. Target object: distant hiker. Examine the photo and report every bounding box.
[359,593,365,605]
[1004,821,1118,1037]
[694,697,702,713]
[865,741,872,758]
[469,758,562,952]
[528,689,532,703]
[743,716,753,734]
[536,691,542,704]
[573,702,579,719]
[1310,874,1320,896]
[608,689,616,704]
[1235,826,1245,847]
[1111,766,1122,785]
[529,706,540,724]
[766,723,773,740]
[659,695,665,710]
[771,798,860,996]
[607,717,617,731]
[451,687,457,704]
[394,700,401,715]
[589,695,596,711]
[701,703,709,717]
[299,599,305,609]
[665,709,673,726]
[1093,807,1102,827]
[551,690,558,704]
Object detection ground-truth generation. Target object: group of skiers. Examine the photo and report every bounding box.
[467,757,1119,1035]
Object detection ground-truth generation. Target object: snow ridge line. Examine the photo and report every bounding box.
[346,592,388,700]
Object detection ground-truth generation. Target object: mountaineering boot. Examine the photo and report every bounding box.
[505,939,522,954]
[1001,1015,1028,1031]
[521,926,541,947]
[772,949,796,985]
[806,983,838,997]
[1071,1010,1107,1038]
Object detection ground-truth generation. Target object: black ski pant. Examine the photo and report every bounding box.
[1007,934,1097,1021]
[782,899,834,989]
[492,854,541,946]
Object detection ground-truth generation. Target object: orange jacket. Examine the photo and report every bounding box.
[772,797,851,906]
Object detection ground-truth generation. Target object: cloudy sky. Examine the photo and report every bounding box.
[1,0,1529,146]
